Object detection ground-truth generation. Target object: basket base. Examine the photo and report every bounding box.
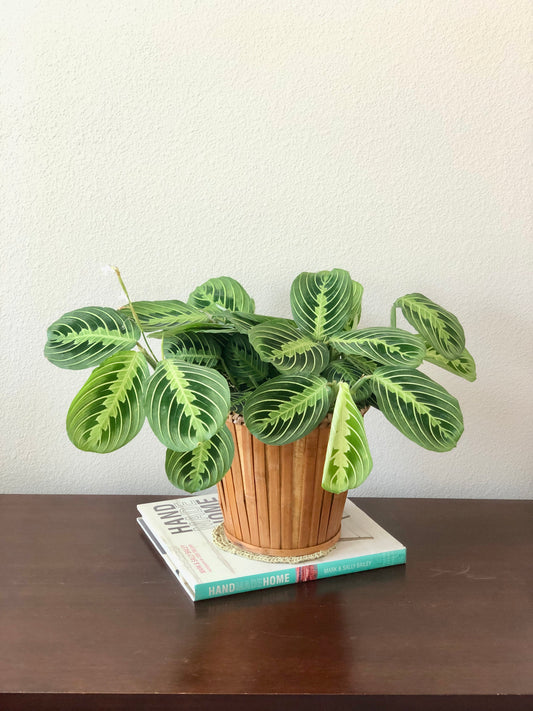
[222,524,342,559]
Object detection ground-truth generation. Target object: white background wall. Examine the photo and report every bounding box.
[1,0,531,498]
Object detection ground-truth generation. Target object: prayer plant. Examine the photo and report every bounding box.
[45,268,475,494]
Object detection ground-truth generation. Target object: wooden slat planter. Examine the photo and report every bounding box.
[217,417,347,557]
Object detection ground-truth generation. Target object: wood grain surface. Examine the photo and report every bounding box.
[0,495,531,710]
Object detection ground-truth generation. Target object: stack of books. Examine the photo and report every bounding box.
[137,494,406,601]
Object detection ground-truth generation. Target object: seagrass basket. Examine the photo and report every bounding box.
[216,415,347,558]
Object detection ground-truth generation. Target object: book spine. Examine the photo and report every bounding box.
[193,548,406,600]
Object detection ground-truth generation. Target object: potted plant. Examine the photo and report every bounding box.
[45,268,475,558]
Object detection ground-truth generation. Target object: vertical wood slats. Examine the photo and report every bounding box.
[291,438,306,548]
[252,437,270,548]
[217,418,346,555]
[307,424,330,548]
[224,422,248,542]
[235,425,258,544]
[266,445,281,550]
[280,445,293,550]
[298,427,320,548]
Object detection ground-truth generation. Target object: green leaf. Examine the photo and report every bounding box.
[322,383,373,494]
[188,276,255,314]
[165,424,235,493]
[424,343,477,382]
[371,366,464,452]
[395,293,465,360]
[249,320,330,375]
[244,373,330,445]
[330,327,426,367]
[162,332,222,368]
[344,280,364,329]
[145,358,231,452]
[120,300,210,332]
[223,334,271,388]
[322,357,376,405]
[66,351,149,452]
[290,268,354,341]
[45,307,140,370]
[149,322,234,339]
[230,388,252,415]
[213,310,271,334]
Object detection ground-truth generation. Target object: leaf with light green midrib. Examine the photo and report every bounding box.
[313,289,329,340]
[170,352,219,364]
[424,343,476,382]
[373,374,449,437]
[270,336,319,359]
[397,293,464,359]
[267,381,325,425]
[160,360,203,423]
[165,424,234,492]
[290,269,353,340]
[188,276,255,314]
[53,326,133,347]
[164,340,221,365]
[189,439,211,472]
[331,327,425,367]
[66,351,148,453]
[371,366,464,452]
[351,336,405,354]
[322,383,372,493]
[86,355,145,448]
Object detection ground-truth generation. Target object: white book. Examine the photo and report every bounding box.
[137,494,406,602]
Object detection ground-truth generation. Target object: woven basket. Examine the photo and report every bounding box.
[216,416,346,557]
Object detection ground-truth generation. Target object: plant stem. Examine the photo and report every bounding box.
[136,344,158,369]
[390,303,398,328]
[111,266,158,364]
[351,374,373,397]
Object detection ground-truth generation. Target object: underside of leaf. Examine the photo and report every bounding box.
[322,383,373,493]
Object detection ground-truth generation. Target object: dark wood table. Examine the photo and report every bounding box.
[0,495,531,710]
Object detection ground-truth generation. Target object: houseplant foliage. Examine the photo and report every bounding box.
[45,268,475,495]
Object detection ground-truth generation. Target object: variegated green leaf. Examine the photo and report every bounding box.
[371,366,464,452]
[395,293,465,360]
[165,424,235,493]
[244,373,330,445]
[162,332,222,368]
[149,322,234,339]
[290,268,354,341]
[330,327,426,367]
[322,383,373,493]
[66,351,149,452]
[249,320,330,375]
[213,310,271,334]
[120,300,210,332]
[188,276,255,314]
[230,388,252,415]
[322,357,376,405]
[145,358,230,452]
[45,307,140,370]
[344,280,364,330]
[223,334,271,388]
[424,343,477,382]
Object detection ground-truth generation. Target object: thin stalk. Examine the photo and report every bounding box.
[351,374,373,398]
[135,343,158,370]
[390,303,398,328]
[111,266,158,364]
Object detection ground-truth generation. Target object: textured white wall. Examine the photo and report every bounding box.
[1,1,531,497]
